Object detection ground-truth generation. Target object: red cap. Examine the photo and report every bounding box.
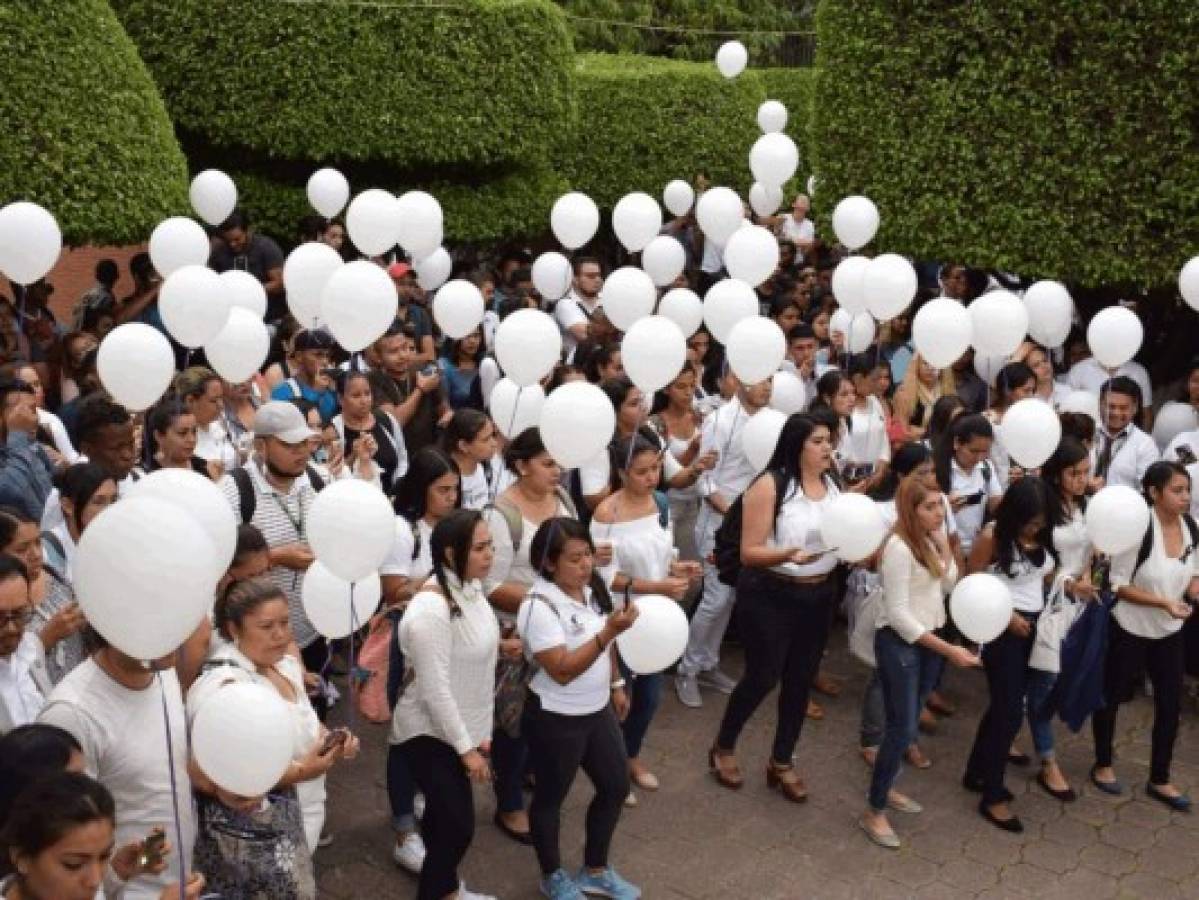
[387,262,412,279]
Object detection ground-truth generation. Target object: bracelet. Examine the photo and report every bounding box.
[610,679,626,690]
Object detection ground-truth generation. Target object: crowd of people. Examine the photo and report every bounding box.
[1,185,1198,900]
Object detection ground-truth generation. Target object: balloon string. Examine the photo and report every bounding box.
[490,386,524,506]
[694,403,744,541]
[157,672,189,900]
[604,406,647,540]
[347,582,359,735]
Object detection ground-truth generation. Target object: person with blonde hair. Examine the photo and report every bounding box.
[890,354,955,444]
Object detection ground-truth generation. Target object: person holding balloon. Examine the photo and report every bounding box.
[982,362,1037,487]
[1091,461,1198,809]
[860,476,979,849]
[932,414,1002,556]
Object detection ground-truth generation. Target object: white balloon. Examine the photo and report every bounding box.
[770,371,807,414]
[600,267,656,331]
[657,288,703,337]
[662,180,695,218]
[539,381,616,469]
[97,324,175,411]
[346,189,400,256]
[148,217,209,278]
[973,352,1009,387]
[831,196,880,250]
[1086,485,1151,555]
[489,378,546,438]
[969,291,1029,357]
[829,308,876,353]
[220,270,267,319]
[188,169,237,227]
[204,307,270,384]
[723,225,780,288]
[821,493,887,563]
[307,168,350,218]
[998,399,1062,468]
[695,187,744,246]
[0,202,61,285]
[1181,257,1199,312]
[616,595,689,674]
[757,100,788,134]
[612,192,662,253]
[192,682,293,797]
[741,408,787,471]
[641,236,686,287]
[320,260,398,352]
[284,242,344,328]
[1023,281,1073,348]
[308,479,396,581]
[302,562,383,639]
[912,297,973,368]
[715,40,748,78]
[395,191,444,261]
[749,133,800,189]
[1152,402,1199,451]
[726,317,785,386]
[1087,306,1143,369]
[863,253,918,321]
[748,182,783,218]
[1059,390,1101,422]
[75,497,218,660]
[950,574,1014,644]
[433,279,484,340]
[551,192,599,250]
[130,469,238,570]
[159,265,230,349]
[831,255,871,315]
[415,247,452,292]
[702,278,758,344]
[622,316,686,394]
[531,252,572,301]
[495,309,562,387]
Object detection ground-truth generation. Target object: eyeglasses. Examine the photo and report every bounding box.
[0,609,33,629]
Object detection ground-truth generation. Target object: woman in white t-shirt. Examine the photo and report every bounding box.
[1092,462,1199,810]
[443,409,502,511]
[983,362,1037,488]
[933,414,1003,555]
[517,518,639,900]
[845,354,892,494]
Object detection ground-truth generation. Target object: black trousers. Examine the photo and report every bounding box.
[401,736,476,900]
[1092,620,1184,785]
[523,692,629,876]
[716,570,838,763]
[964,618,1035,805]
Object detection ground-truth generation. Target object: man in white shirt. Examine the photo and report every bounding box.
[554,257,604,359]
[0,557,49,735]
[1068,355,1153,425]
[1092,377,1159,491]
[776,194,816,260]
[676,378,772,708]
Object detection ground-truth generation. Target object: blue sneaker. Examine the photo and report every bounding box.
[574,866,641,899]
[541,868,586,900]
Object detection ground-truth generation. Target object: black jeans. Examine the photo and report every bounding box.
[1092,620,1184,785]
[964,616,1035,805]
[716,569,838,763]
[523,692,629,876]
[401,736,475,900]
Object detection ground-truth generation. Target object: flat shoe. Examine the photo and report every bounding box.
[978,800,1024,834]
[630,769,660,791]
[806,700,825,720]
[493,812,533,845]
[1146,783,1192,812]
[1036,772,1077,802]
[905,746,932,770]
[859,818,901,849]
[887,793,923,814]
[1089,766,1124,796]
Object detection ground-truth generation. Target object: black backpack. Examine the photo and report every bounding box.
[713,469,789,586]
[231,465,327,524]
[1133,513,1199,576]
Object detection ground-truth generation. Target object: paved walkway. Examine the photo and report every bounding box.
[316,635,1199,899]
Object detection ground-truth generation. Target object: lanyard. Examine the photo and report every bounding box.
[270,490,306,539]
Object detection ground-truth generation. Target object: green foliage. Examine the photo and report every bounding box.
[757,68,816,182]
[561,53,766,208]
[812,1,1199,289]
[111,0,575,170]
[0,0,188,245]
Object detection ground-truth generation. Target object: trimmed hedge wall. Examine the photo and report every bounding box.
[112,0,575,170]
[561,53,766,208]
[0,0,188,245]
[812,1,1199,289]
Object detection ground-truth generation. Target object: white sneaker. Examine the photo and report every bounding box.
[624,790,638,808]
[675,673,702,708]
[698,668,737,694]
[392,832,426,874]
[458,884,497,900]
[414,793,426,820]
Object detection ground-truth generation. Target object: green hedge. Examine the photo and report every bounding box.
[0,0,188,245]
[561,53,766,208]
[811,1,1199,289]
[112,0,575,170]
[757,68,816,191]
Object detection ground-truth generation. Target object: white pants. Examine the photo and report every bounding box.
[678,512,735,676]
[297,774,327,850]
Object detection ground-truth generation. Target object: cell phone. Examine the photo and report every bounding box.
[139,830,166,869]
[964,491,986,506]
[1177,445,1197,466]
[421,363,437,378]
[319,728,349,755]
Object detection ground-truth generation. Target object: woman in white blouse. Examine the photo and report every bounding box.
[844,354,892,494]
[393,510,500,900]
[861,478,977,849]
[1092,461,1199,810]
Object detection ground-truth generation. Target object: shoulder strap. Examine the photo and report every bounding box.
[1185,514,1199,549]
[306,464,326,492]
[231,467,255,524]
[40,529,65,565]
[554,484,579,520]
[653,490,671,529]
[285,377,302,398]
[492,496,524,550]
[409,518,422,561]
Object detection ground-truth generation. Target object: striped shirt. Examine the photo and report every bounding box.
[219,463,319,647]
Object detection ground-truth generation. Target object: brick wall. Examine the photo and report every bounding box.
[40,244,146,322]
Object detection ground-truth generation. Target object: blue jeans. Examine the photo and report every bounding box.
[1026,669,1058,760]
[868,628,944,811]
[620,668,663,760]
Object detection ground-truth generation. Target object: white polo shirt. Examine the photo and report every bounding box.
[554,290,601,358]
[1091,425,1158,490]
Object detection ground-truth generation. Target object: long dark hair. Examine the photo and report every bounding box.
[812,370,849,418]
[1143,460,1191,508]
[0,505,34,555]
[394,447,461,522]
[992,477,1056,577]
[441,408,490,456]
[1041,437,1090,527]
[991,361,1035,409]
[0,772,114,876]
[529,516,613,613]
[765,413,829,502]
[871,442,932,503]
[504,427,550,475]
[54,462,114,536]
[933,414,993,493]
[430,509,486,614]
[607,430,663,494]
[0,724,82,837]
[926,395,965,449]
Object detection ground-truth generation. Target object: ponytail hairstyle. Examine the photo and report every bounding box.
[1143,460,1191,508]
[933,414,993,493]
[214,577,287,641]
[430,508,486,616]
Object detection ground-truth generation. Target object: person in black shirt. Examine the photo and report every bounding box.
[331,370,408,495]
[210,209,286,322]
